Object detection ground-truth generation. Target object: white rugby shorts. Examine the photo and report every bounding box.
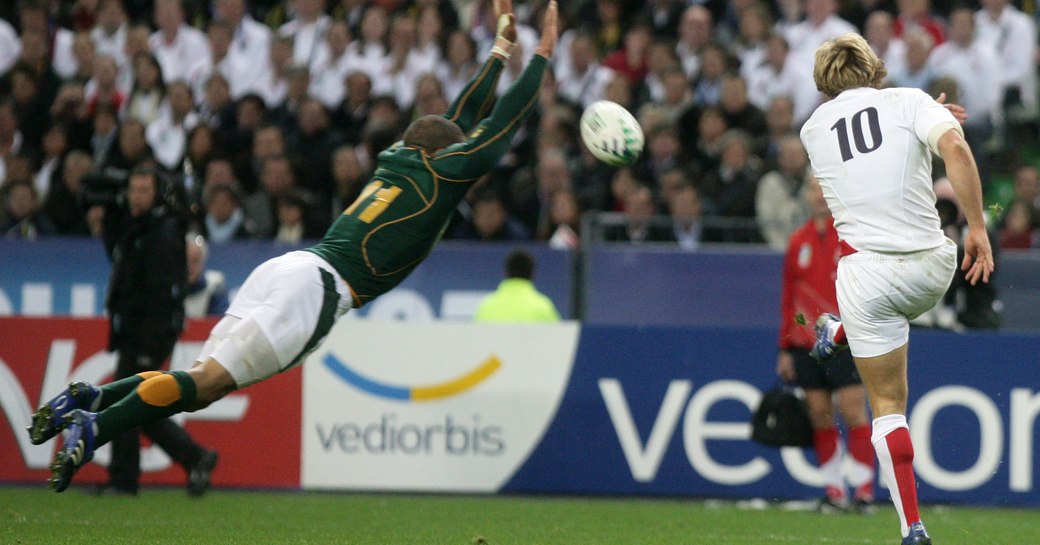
[199,251,354,387]
[836,238,957,358]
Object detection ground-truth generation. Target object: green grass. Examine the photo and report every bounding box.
[0,486,1037,544]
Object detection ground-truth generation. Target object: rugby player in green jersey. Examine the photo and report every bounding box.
[30,0,559,493]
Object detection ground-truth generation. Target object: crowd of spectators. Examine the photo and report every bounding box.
[1,0,1039,250]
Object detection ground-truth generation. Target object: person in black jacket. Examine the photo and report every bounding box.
[96,167,217,496]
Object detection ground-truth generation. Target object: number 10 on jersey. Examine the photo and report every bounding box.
[831,107,883,162]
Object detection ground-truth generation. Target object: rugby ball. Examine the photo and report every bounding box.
[579,100,644,167]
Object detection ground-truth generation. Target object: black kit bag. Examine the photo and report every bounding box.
[751,384,814,448]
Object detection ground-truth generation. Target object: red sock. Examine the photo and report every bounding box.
[847,424,875,498]
[814,426,844,499]
[877,426,921,529]
[834,323,847,345]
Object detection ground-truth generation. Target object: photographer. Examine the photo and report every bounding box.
[85,166,217,496]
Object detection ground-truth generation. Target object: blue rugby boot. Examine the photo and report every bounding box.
[28,381,101,445]
[809,313,845,361]
[49,410,97,493]
[901,522,932,545]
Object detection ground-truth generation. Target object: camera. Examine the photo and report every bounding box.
[80,167,191,217]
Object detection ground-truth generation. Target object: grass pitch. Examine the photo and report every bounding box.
[0,486,1036,545]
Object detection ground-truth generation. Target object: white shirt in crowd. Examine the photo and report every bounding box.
[149,24,211,84]
[279,15,330,68]
[801,87,960,253]
[309,48,360,109]
[51,27,78,80]
[745,57,820,123]
[975,4,1038,112]
[226,15,273,97]
[783,14,857,68]
[92,23,128,68]
[928,38,1003,126]
[0,19,21,75]
[146,108,199,169]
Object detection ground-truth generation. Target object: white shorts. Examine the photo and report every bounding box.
[836,239,957,358]
[197,251,353,387]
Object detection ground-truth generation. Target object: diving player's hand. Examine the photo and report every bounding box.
[936,92,968,125]
[962,226,994,285]
[535,0,558,59]
[494,0,516,43]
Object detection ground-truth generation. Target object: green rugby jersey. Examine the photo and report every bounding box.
[307,54,548,306]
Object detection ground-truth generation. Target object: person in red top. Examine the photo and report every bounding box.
[601,22,651,85]
[776,174,875,513]
[893,0,945,46]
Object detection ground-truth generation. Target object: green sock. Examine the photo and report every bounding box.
[95,371,198,447]
[96,372,161,410]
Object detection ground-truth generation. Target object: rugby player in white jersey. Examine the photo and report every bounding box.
[799,33,994,545]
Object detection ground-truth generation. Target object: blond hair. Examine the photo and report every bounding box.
[813,33,887,97]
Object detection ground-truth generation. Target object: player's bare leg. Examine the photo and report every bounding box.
[855,345,931,544]
[835,384,875,512]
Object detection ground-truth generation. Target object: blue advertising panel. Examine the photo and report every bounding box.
[505,325,1040,506]
[582,248,784,328]
[0,239,573,319]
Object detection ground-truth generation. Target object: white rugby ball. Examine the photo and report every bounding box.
[579,100,644,167]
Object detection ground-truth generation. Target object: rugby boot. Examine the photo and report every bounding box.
[28,382,100,445]
[49,410,97,493]
[901,522,932,545]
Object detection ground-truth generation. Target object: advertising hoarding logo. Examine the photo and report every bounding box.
[322,353,501,401]
[302,321,580,492]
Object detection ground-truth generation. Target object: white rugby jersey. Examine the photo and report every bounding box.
[800,87,961,253]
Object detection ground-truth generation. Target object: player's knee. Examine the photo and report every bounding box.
[185,360,237,411]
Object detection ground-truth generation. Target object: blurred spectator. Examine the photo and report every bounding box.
[274,188,320,244]
[214,0,272,98]
[345,4,389,86]
[2,179,56,239]
[91,0,128,67]
[605,184,671,243]
[865,11,906,86]
[474,249,560,323]
[666,182,711,250]
[327,70,372,144]
[70,32,98,84]
[90,104,119,166]
[244,154,299,237]
[542,188,582,249]
[411,73,449,118]
[0,14,18,77]
[330,144,365,211]
[9,65,52,151]
[687,106,728,175]
[746,34,819,125]
[733,3,771,78]
[202,182,254,243]
[719,74,767,142]
[1011,165,1040,227]
[20,0,77,81]
[756,135,811,250]
[999,201,1038,250]
[929,8,1002,182]
[149,0,211,86]
[32,124,69,200]
[103,118,153,170]
[278,0,331,68]
[637,123,685,186]
[257,35,293,108]
[286,98,341,223]
[642,0,685,40]
[381,13,430,109]
[45,150,94,236]
[437,30,479,103]
[180,124,216,202]
[556,31,613,109]
[975,0,1038,124]
[675,5,713,80]
[125,51,166,125]
[890,27,934,90]
[198,73,234,129]
[16,28,62,107]
[761,95,797,164]
[309,20,353,109]
[145,81,199,169]
[699,129,762,243]
[782,0,856,68]
[85,55,125,116]
[602,22,651,86]
[894,0,945,45]
[639,40,681,106]
[690,43,729,107]
[184,233,230,318]
[451,188,532,242]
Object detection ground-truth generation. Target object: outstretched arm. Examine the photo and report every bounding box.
[443,0,516,132]
[430,2,558,180]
